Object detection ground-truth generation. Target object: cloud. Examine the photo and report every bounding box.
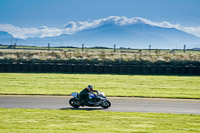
[64,22,77,29]
[0,16,200,39]
[0,24,39,39]
[39,26,63,38]
[0,24,63,39]
[181,26,200,37]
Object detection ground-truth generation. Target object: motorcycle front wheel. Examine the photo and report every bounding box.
[69,98,80,108]
[101,100,111,109]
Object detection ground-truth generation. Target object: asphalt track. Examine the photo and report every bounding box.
[0,95,200,114]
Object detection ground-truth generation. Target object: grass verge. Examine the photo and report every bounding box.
[0,73,200,99]
[0,49,200,65]
[0,108,199,133]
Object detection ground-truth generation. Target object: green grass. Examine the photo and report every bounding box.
[0,108,199,133]
[0,45,8,48]
[0,73,200,99]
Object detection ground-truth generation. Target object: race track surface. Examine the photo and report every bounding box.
[0,95,200,114]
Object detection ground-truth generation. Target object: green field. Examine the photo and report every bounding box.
[0,108,199,133]
[0,73,199,99]
[1,73,200,132]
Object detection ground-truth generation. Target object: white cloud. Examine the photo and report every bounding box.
[0,16,200,39]
[0,24,39,39]
[0,24,63,39]
[39,26,63,38]
[181,26,200,37]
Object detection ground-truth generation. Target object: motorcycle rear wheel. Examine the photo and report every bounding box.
[69,98,80,108]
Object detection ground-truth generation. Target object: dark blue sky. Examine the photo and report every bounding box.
[0,0,200,28]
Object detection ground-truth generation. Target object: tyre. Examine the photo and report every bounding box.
[69,98,80,108]
[101,100,111,109]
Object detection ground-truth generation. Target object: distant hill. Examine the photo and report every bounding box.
[0,31,14,39]
[0,31,17,45]
[1,20,200,49]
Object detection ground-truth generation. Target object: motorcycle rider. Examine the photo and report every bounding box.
[79,85,97,105]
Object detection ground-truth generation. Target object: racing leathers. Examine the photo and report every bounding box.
[79,88,97,105]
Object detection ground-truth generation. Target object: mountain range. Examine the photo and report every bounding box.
[1,20,200,49]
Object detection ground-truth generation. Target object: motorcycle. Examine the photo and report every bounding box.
[69,91,111,109]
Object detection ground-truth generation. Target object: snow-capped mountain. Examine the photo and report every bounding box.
[1,17,200,49]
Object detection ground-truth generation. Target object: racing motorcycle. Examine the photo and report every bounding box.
[69,91,111,109]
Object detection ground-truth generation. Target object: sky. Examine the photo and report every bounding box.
[0,0,200,39]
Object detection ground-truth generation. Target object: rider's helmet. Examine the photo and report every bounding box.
[87,85,93,91]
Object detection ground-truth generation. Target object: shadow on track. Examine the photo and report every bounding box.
[60,107,105,111]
